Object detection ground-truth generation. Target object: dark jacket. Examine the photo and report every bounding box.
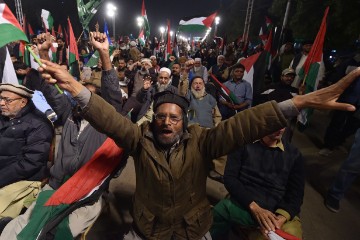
[260,82,299,104]
[225,140,304,219]
[81,94,288,240]
[0,101,53,188]
[31,69,122,189]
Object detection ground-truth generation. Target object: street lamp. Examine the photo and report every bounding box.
[159,26,165,41]
[137,16,144,27]
[107,3,117,39]
[214,16,220,37]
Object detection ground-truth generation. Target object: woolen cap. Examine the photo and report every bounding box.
[0,83,33,98]
[153,91,190,113]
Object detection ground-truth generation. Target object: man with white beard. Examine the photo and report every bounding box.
[190,58,208,83]
[136,67,187,123]
[185,76,225,182]
[187,76,221,128]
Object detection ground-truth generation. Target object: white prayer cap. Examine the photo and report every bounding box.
[159,67,171,76]
[194,58,202,62]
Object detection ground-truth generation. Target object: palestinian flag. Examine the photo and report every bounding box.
[0,46,18,84]
[17,138,125,239]
[265,16,273,30]
[41,9,54,30]
[240,30,273,105]
[297,7,329,126]
[259,27,268,45]
[138,29,145,46]
[67,17,79,65]
[178,12,217,33]
[210,73,240,104]
[28,23,35,36]
[141,0,150,38]
[57,24,63,37]
[0,1,29,48]
[165,20,172,60]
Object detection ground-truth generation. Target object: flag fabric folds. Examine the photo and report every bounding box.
[17,138,125,239]
[178,12,217,33]
[165,20,172,60]
[240,30,273,105]
[210,74,240,104]
[141,0,150,38]
[0,1,28,48]
[297,7,329,126]
[67,17,79,66]
[41,9,54,30]
[77,0,102,31]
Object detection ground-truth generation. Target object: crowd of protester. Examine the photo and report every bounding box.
[0,29,359,240]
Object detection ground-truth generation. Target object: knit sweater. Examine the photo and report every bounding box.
[224,140,304,219]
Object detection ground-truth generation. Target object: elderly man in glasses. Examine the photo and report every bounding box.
[0,83,53,224]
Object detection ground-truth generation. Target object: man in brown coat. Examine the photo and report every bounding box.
[38,32,360,240]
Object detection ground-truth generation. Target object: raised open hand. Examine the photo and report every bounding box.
[292,67,360,111]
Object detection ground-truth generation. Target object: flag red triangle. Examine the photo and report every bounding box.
[45,138,124,206]
[28,23,34,35]
[166,19,172,55]
[57,24,63,37]
[240,52,261,72]
[67,17,79,63]
[303,7,329,75]
[1,3,22,30]
[141,0,146,16]
[202,12,217,28]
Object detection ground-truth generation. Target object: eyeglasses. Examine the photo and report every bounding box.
[0,97,22,104]
[154,113,182,125]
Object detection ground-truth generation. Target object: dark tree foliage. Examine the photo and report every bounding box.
[220,0,360,50]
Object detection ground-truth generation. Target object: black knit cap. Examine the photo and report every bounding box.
[153,91,190,114]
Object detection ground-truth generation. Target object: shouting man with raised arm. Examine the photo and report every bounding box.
[37,31,359,240]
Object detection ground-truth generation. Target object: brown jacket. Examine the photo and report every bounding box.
[82,94,287,239]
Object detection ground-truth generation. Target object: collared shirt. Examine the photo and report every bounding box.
[223,79,253,107]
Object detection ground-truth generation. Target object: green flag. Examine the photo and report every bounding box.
[77,0,102,31]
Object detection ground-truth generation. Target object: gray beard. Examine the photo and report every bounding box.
[157,81,170,92]
[194,66,201,72]
[155,131,182,150]
[191,87,206,99]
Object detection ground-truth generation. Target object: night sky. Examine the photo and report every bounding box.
[5,0,233,39]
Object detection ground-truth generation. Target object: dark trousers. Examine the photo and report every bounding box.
[324,110,360,149]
